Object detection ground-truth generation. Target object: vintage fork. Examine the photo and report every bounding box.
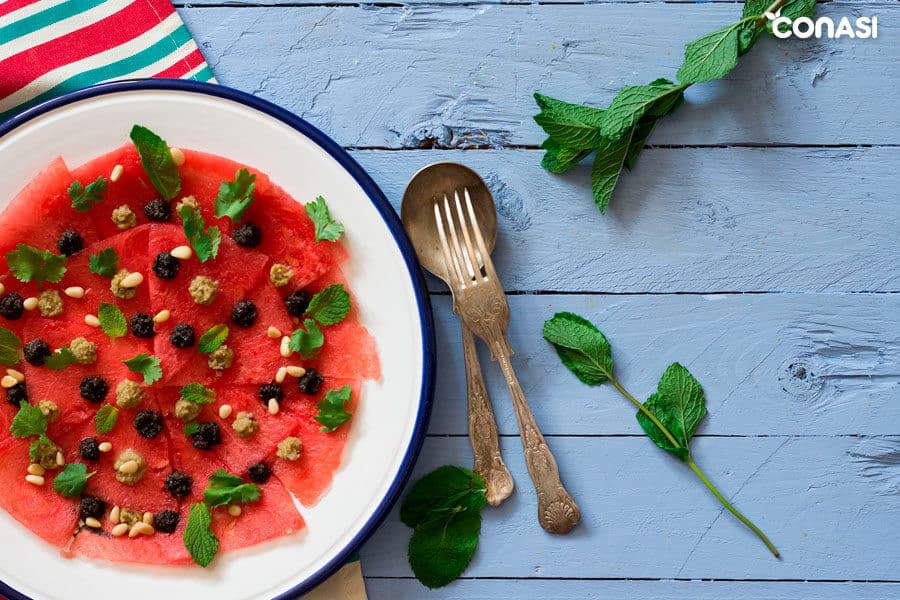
[434,189,581,534]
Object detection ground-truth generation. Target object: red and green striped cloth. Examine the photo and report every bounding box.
[0,0,214,122]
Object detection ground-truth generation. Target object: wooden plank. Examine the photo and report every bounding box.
[359,435,900,580]
[420,293,900,437]
[179,2,898,147]
[346,148,900,293]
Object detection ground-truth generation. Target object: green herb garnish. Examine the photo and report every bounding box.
[68,176,108,212]
[214,168,256,223]
[45,347,77,371]
[53,463,95,498]
[400,466,487,588]
[197,324,228,354]
[543,311,779,557]
[123,354,162,385]
[97,302,127,339]
[183,502,219,568]
[130,125,181,200]
[202,469,261,507]
[183,422,200,437]
[94,404,119,434]
[180,383,215,404]
[306,284,350,326]
[89,247,119,278]
[5,244,66,288]
[178,205,221,263]
[305,196,344,243]
[288,319,323,357]
[314,385,352,432]
[0,328,22,366]
[10,401,47,438]
[28,434,54,462]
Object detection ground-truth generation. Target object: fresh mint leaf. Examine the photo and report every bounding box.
[623,120,657,171]
[738,20,763,55]
[178,205,221,263]
[533,93,606,150]
[305,196,344,243]
[197,324,228,354]
[52,463,95,498]
[543,312,613,386]
[590,130,633,213]
[183,422,200,437]
[409,511,481,589]
[306,284,350,326]
[97,302,127,339]
[68,176,108,212]
[540,138,592,174]
[400,466,487,529]
[180,383,215,404]
[289,319,324,357]
[635,362,707,461]
[123,354,162,385]
[203,469,261,507]
[601,79,687,139]
[315,385,352,432]
[184,502,219,568]
[130,125,181,201]
[95,404,119,434]
[677,21,744,84]
[45,348,77,371]
[214,169,256,223]
[6,244,66,287]
[89,247,119,278]
[780,0,816,21]
[0,328,21,366]
[10,401,47,438]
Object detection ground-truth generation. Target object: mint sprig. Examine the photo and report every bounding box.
[97,302,127,339]
[130,125,181,200]
[180,383,215,404]
[45,348,77,371]
[68,176,108,212]
[184,502,219,568]
[123,354,162,385]
[305,284,351,326]
[178,205,221,263]
[0,328,22,366]
[95,404,119,434]
[89,248,119,278]
[5,244,66,287]
[197,324,228,354]
[214,169,256,223]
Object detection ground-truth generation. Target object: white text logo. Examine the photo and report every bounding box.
[765,12,878,39]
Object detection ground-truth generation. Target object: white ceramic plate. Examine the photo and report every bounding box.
[0,80,435,600]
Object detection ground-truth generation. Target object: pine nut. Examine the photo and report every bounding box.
[109,505,120,524]
[275,367,287,384]
[1,375,17,388]
[56,451,65,466]
[85,517,102,529]
[23,297,38,311]
[268,398,280,415]
[64,286,85,298]
[218,404,233,419]
[279,336,292,358]
[286,366,306,378]
[267,326,282,339]
[170,147,185,166]
[110,164,124,182]
[85,314,100,327]
[6,369,24,382]
[118,460,139,474]
[170,245,192,260]
[25,474,44,486]
[111,523,129,537]
[142,512,154,525]
[27,463,45,476]
[129,522,154,537]
[0,283,4,296]
[227,505,242,517]
[153,309,171,323]
[119,272,143,288]
[98,441,112,452]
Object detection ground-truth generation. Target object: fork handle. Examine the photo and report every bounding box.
[462,322,514,506]
[491,339,581,534]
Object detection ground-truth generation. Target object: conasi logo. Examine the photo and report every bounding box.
[765,11,878,39]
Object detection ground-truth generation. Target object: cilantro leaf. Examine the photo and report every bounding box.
[289,319,324,357]
[178,205,221,263]
[601,79,687,140]
[29,434,53,462]
[0,327,22,366]
[5,244,67,287]
[89,247,119,278]
[203,469,261,507]
[68,176,108,212]
[97,302,127,339]
[543,311,613,387]
[45,348,77,371]
[305,284,350,326]
[315,385,352,432]
[10,401,47,438]
[305,197,344,243]
[213,169,256,223]
[95,404,119,434]
[52,463,95,499]
[183,422,200,437]
[123,354,162,385]
[180,383,215,404]
[197,324,228,354]
[130,125,181,201]
[184,502,220,568]
[590,130,633,213]
[635,363,707,462]
[400,465,487,529]
[540,138,591,175]
[677,21,744,84]
[533,93,606,150]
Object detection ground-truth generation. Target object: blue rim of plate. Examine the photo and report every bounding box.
[0,79,436,600]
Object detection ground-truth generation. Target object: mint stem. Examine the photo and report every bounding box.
[757,0,791,27]
[608,375,779,558]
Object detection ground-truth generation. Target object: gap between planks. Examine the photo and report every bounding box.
[364,576,900,583]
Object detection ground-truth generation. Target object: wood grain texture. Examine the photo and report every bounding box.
[178,2,898,148]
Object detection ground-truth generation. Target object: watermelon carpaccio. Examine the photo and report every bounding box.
[0,144,380,566]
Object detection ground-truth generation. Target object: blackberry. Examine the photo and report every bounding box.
[169,323,195,348]
[129,312,156,338]
[23,339,51,366]
[231,300,257,328]
[164,471,193,498]
[57,229,83,256]
[79,376,108,403]
[152,252,179,280]
[143,199,171,222]
[297,368,324,395]
[258,383,283,404]
[79,496,106,520]
[284,290,310,317]
[133,410,163,439]
[6,382,27,406]
[79,437,101,462]
[247,462,272,484]
[231,222,261,248]
[191,422,221,450]
[0,293,24,320]
[154,509,180,533]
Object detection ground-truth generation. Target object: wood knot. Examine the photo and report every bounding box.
[778,358,823,400]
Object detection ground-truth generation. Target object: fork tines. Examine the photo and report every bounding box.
[434,188,495,290]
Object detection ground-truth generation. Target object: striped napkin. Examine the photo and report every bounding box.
[0,0,215,122]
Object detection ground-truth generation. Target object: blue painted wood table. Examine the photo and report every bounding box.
[178,1,899,597]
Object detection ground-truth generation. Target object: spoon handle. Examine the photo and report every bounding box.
[462,321,514,506]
